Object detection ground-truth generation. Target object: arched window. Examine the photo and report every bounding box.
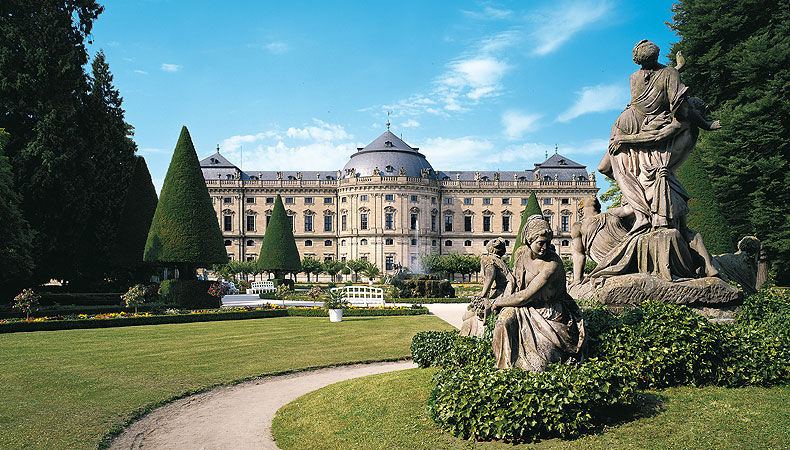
[483,240,489,246]
[341,240,346,246]
[305,240,313,247]
[224,239,231,246]
[360,239,368,245]
[432,240,437,246]
[324,240,332,246]
[385,238,394,245]
[411,238,417,245]
[505,240,510,246]
[445,240,452,247]
[464,240,472,247]
[246,240,254,247]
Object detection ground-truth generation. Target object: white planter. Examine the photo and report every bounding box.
[328,308,343,322]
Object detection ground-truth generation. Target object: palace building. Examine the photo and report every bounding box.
[201,129,598,273]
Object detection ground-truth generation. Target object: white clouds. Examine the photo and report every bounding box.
[400,119,420,128]
[462,6,513,20]
[160,63,181,72]
[529,0,611,55]
[502,110,542,139]
[138,147,168,154]
[422,137,495,170]
[557,83,626,122]
[285,119,351,141]
[133,69,148,75]
[265,41,290,54]
[221,132,279,152]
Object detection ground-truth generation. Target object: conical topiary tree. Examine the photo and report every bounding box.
[113,156,158,274]
[676,147,735,255]
[143,126,228,278]
[257,194,301,279]
[511,191,542,263]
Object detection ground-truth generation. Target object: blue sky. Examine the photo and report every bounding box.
[88,0,680,193]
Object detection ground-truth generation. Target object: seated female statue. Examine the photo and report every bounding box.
[491,215,586,371]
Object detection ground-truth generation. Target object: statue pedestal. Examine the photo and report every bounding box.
[569,273,743,323]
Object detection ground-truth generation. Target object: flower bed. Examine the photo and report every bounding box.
[0,305,429,333]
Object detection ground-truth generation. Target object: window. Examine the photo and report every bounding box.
[561,215,569,232]
[411,195,418,202]
[505,240,510,246]
[464,198,472,205]
[543,198,552,205]
[360,213,368,230]
[304,215,313,232]
[341,197,347,203]
[266,216,271,227]
[410,213,418,230]
[266,197,274,204]
[432,240,437,246]
[445,215,453,232]
[341,215,347,231]
[360,239,368,246]
[561,198,570,205]
[287,215,294,230]
[411,238,417,245]
[246,197,255,204]
[502,198,510,205]
[521,198,528,205]
[385,238,394,245]
[445,198,453,205]
[246,239,254,247]
[483,240,489,246]
[502,216,511,232]
[341,239,346,246]
[360,255,368,262]
[324,240,332,246]
[432,197,436,204]
[464,216,472,232]
[324,255,332,262]
[431,214,437,232]
[246,256,256,261]
[545,216,552,228]
[305,240,312,246]
[561,240,570,246]
[482,198,491,205]
[224,239,231,246]
[385,213,394,230]
[246,215,255,232]
[324,215,332,232]
[483,216,491,232]
[385,194,394,201]
[464,240,472,247]
[445,240,453,247]
[285,197,294,204]
[223,197,232,204]
[324,197,333,204]
[360,195,368,201]
[385,256,394,271]
[305,197,313,204]
[224,215,232,231]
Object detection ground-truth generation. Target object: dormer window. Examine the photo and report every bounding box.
[544,175,551,181]
[210,158,219,164]
[384,140,393,148]
[442,176,450,180]
[481,176,490,181]
[385,165,394,172]
[288,175,296,180]
[558,159,566,165]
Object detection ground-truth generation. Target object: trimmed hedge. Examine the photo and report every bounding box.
[0,302,176,320]
[391,276,455,298]
[37,292,124,306]
[386,297,469,304]
[286,307,429,317]
[160,279,219,309]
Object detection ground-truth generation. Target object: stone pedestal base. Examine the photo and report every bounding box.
[569,273,743,323]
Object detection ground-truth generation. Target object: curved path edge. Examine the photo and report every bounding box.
[109,360,417,450]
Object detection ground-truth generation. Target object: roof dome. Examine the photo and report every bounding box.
[342,131,433,178]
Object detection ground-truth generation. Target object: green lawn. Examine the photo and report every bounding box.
[272,367,790,450]
[0,315,453,449]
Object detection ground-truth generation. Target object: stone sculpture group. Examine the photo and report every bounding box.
[463,39,761,372]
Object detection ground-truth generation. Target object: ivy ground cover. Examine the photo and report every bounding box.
[272,367,790,450]
[0,315,454,449]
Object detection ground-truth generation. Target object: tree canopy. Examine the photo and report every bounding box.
[143,126,228,275]
[113,156,158,273]
[511,192,542,261]
[669,0,790,282]
[257,194,301,278]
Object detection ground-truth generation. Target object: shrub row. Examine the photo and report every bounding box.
[429,361,636,442]
[160,280,219,309]
[0,302,178,320]
[386,298,470,304]
[37,292,124,306]
[391,277,455,298]
[0,306,430,333]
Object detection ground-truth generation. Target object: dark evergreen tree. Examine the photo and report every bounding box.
[257,195,301,279]
[0,129,35,300]
[112,156,158,276]
[0,1,104,282]
[143,127,228,278]
[676,148,735,255]
[511,191,542,261]
[669,0,790,283]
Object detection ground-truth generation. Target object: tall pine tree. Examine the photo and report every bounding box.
[670,0,790,283]
[257,194,301,279]
[113,156,158,278]
[144,127,228,279]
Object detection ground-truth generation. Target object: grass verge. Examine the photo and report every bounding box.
[272,367,790,450]
[0,315,453,449]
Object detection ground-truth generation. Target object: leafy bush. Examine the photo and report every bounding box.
[392,276,455,298]
[37,292,125,306]
[410,330,458,368]
[159,280,219,309]
[429,360,636,442]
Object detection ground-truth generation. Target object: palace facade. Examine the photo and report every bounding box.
[201,130,598,273]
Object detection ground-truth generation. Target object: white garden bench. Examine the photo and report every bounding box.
[248,280,276,294]
[330,285,384,307]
